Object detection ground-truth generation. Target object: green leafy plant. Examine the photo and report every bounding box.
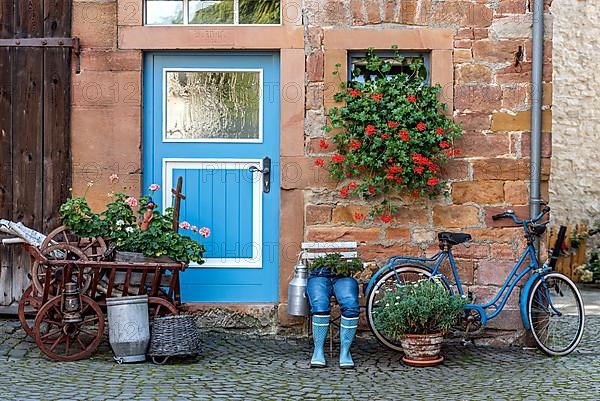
[59,176,208,264]
[586,250,600,283]
[308,253,364,277]
[318,47,462,220]
[373,279,465,338]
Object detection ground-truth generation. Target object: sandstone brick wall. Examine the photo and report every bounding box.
[550,0,600,226]
[71,0,143,210]
[301,0,553,343]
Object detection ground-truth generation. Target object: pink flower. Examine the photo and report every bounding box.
[199,227,211,238]
[179,221,191,230]
[124,197,138,207]
[148,183,160,192]
[191,225,198,232]
[109,174,119,183]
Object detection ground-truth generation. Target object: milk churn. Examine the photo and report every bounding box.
[287,260,310,316]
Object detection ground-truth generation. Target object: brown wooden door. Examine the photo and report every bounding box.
[0,0,72,307]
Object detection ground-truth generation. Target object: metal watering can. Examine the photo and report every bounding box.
[287,259,309,316]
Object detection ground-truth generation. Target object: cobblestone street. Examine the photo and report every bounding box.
[0,288,599,401]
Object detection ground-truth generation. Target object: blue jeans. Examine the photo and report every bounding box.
[306,269,360,318]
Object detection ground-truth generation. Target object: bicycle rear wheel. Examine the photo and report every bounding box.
[366,265,446,352]
[527,272,584,356]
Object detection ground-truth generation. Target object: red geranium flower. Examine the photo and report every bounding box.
[416,122,427,132]
[428,164,439,173]
[439,140,450,149]
[381,134,390,140]
[413,166,424,175]
[395,177,403,184]
[435,128,445,136]
[340,187,349,197]
[368,185,376,195]
[348,181,357,190]
[398,130,410,141]
[380,214,392,223]
[371,93,383,102]
[332,154,345,163]
[354,212,365,220]
[349,139,361,150]
[319,138,329,149]
[387,121,399,129]
[444,149,453,157]
[314,158,325,167]
[427,177,439,186]
[454,149,462,156]
[349,89,361,97]
[406,95,417,103]
[365,125,377,136]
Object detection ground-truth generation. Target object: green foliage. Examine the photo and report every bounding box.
[59,186,206,265]
[308,253,364,277]
[373,279,465,337]
[586,250,600,283]
[322,48,463,218]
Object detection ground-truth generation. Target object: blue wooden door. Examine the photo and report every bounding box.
[143,52,280,303]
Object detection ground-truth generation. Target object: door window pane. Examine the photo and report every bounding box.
[165,71,261,140]
[189,0,234,24]
[146,0,184,25]
[239,0,280,24]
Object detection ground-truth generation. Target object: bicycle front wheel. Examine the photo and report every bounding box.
[527,272,585,356]
[366,265,443,352]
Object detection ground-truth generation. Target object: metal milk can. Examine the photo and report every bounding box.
[287,261,310,316]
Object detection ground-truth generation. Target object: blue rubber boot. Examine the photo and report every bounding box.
[339,316,358,369]
[310,315,329,368]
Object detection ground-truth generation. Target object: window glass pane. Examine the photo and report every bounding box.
[189,0,234,24]
[165,71,261,140]
[146,0,184,24]
[239,0,280,24]
[350,52,429,84]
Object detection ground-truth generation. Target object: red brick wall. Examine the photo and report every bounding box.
[302,0,552,343]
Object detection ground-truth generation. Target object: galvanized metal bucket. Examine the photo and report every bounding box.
[106,295,150,363]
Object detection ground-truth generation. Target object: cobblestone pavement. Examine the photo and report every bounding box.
[0,288,599,401]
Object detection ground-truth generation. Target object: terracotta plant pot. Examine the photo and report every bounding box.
[400,332,444,367]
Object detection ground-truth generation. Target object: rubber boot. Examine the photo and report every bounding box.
[339,316,358,369]
[310,314,330,368]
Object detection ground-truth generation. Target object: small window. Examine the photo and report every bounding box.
[348,51,430,85]
[145,0,281,25]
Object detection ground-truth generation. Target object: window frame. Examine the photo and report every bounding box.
[144,0,283,26]
[347,51,431,85]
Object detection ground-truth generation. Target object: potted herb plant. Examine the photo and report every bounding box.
[372,279,465,366]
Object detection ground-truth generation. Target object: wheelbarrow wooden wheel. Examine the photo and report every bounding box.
[33,295,105,362]
[148,297,178,320]
[18,285,42,339]
[33,244,91,294]
[42,225,107,261]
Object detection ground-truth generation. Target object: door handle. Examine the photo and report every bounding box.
[249,156,271,193]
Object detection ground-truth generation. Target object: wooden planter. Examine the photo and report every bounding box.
[400,332,444,367]
[114,251,174,264]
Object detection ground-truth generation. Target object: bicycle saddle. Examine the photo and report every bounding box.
[438,232,472,245]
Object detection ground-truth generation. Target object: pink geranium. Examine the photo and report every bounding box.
[199,227,211,238]
[148,183,160,192]
[191,225,198,232]
[179,221,191,230]
[124,197,138,207]
[109,174,119,183]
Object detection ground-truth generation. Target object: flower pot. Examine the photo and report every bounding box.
[114,251,173,264]
[400,332,444,367]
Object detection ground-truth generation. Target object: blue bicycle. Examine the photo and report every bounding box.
[365,206,585,356]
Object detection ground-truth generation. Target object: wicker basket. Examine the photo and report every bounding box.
[147,315,201,364]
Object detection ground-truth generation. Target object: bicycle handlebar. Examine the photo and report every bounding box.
[491,206,550,225]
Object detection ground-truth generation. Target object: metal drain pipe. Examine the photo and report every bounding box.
[530,0,545,226]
